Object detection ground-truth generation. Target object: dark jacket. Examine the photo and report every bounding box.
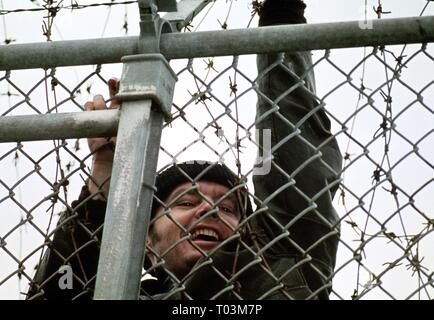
[27,0,342,300]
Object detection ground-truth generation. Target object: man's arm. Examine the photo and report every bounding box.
[252,0,343,298]
[27,187,106,299]
[27,82,119,299]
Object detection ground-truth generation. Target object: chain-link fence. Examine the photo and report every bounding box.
[1,0,434,300]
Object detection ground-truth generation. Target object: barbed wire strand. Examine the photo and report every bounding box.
[0,0,137,16]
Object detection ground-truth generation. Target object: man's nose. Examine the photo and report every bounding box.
[194,200,217,219]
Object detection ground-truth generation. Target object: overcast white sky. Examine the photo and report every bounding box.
[0,0,433,300]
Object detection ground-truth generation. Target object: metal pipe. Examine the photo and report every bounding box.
[93,52,177,299]
[1,16,433,70]
[0,36,139,70]
[163,15,434,59]
[0,109,119,142]
[93,100,164,300]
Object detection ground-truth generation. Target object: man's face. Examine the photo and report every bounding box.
[148,181,240,278]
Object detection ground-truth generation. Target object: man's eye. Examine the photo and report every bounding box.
[178,201,194,207]
[220,206,233,213]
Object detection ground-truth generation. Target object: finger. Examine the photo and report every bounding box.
[108,78,120,98]
[84,101,95,111]
[93,94,107,110]
[108,78,120,109]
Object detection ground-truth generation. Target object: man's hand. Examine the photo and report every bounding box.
[84,78,120,200]
[259,0,306,26]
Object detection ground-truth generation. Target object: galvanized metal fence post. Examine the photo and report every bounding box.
[93,0,177,300]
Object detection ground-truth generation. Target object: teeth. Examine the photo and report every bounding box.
[192,229,219,241]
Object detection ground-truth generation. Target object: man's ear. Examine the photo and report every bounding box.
[146,229,153,248]
[145,235,157,266]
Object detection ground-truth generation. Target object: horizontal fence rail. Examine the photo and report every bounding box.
[0,110,119,142]
[0,16,433,70]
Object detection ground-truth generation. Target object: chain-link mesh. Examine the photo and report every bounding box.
[1,0,433,300]
[0,64,122,298]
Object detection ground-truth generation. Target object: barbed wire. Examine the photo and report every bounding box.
[0,0,137,16]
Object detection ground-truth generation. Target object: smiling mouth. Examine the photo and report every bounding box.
[191,228,220,242]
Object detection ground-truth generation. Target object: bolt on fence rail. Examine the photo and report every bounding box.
[0,0,434,300]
